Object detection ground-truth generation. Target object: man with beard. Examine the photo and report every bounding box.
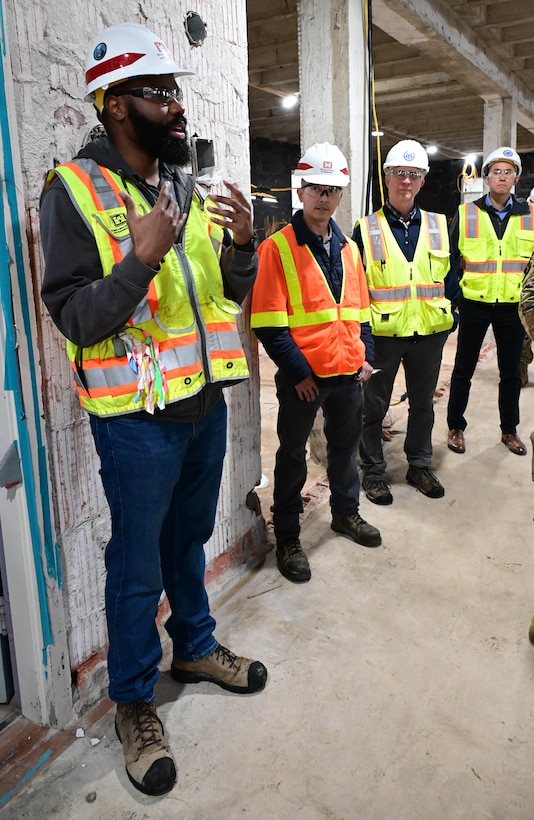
[40,23,267,797]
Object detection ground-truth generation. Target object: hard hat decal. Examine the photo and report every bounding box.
[93,43,107,61]
[323,161,333,170]
[503,149,513,157]
[86,53,145,86]
[403,151,415,162]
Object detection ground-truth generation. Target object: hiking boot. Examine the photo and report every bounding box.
[362,478,393,505]
[406,465,445,498]
[331,513,382,547]
[276,538,311,583]
[115,701,176,796]
[171,645,268,694]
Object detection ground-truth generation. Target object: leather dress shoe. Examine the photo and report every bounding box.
[447,428,465,454]
[501,433,527,456]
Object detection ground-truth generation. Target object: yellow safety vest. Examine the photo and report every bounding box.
[458,201,534,303]
[358,208,453,336]
[46,159,248,416]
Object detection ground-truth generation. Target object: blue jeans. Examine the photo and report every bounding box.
[89,398,227,703]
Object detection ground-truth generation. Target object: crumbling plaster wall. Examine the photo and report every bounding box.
[5,0,263,684]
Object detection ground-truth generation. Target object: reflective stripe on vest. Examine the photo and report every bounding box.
[270,233,369,326]
[49,160,248,416]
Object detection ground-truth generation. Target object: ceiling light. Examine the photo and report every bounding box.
[282,94,299,110]
[464,153,477,164]
[371,130,384,137]
[426,145,438,155]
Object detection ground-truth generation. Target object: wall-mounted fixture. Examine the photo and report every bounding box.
[184,11,208,47]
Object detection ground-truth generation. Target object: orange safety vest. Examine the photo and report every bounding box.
[251,224,370,377]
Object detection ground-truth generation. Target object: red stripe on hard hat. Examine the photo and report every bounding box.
[86,52,145,85]
[296,162,314,171]
[340,168,349,175]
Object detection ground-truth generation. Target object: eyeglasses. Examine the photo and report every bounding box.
[387,169,424,179]
[489,168,516,177]
[110,86,183,106]
[302,184,343,198]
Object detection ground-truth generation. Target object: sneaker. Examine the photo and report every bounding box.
[362,478,393,505]
[171,645,268,694]
[406,465,445,498]
[331,513,382,547]
[276,538,311,583]
[115,702,176,796]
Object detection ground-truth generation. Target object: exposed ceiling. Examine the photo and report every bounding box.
[247,0,534,162]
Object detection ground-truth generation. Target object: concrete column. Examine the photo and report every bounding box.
[297,0,370,233]
[482,96,517,154]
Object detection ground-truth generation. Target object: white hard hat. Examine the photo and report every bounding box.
[295,142,350,187]
[529,188,534,203]
[383,139,429,174]
[482,146,521,176]
[85,23,194,102]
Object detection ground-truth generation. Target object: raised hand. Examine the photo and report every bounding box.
[207,180,254,246]
[121,182,186,269]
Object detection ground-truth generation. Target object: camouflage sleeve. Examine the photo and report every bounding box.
[519,252,534,341]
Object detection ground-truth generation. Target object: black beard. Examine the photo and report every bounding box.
[127,103,192,167]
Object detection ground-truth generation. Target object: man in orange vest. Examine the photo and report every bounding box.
[40,23,266,797]
[251,142,381,584]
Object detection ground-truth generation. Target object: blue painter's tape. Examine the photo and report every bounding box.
[0,6,56,650]
[0,748,52,806]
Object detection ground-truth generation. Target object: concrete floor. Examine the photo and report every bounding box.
[2,332,534,819]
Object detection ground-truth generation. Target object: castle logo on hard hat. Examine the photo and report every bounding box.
[403,150,416,162]
[323,161,333,170]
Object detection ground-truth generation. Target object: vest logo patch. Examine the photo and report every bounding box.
[108,211,129,237]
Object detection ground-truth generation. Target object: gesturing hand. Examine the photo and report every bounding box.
[207,180,254,246]
[120,182,186,269]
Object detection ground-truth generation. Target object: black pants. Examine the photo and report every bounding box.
[272,371,363,542]
[446,299,524,434]
[360,331,449,481]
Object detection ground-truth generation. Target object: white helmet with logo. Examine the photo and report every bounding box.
[482,146,521,176]
[85,23,194,102]
[383,139,429,174]
[295,142,350,187]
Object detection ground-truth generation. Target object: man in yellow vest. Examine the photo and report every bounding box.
[353,139,456,505]
[39,23,267,797]
[447,147,534,456]
[251,143,381,585]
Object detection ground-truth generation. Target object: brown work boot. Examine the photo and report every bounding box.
[331,512,382,547]
[276,538,311,583]
[171,645,268,694]
[115,701,176,796]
